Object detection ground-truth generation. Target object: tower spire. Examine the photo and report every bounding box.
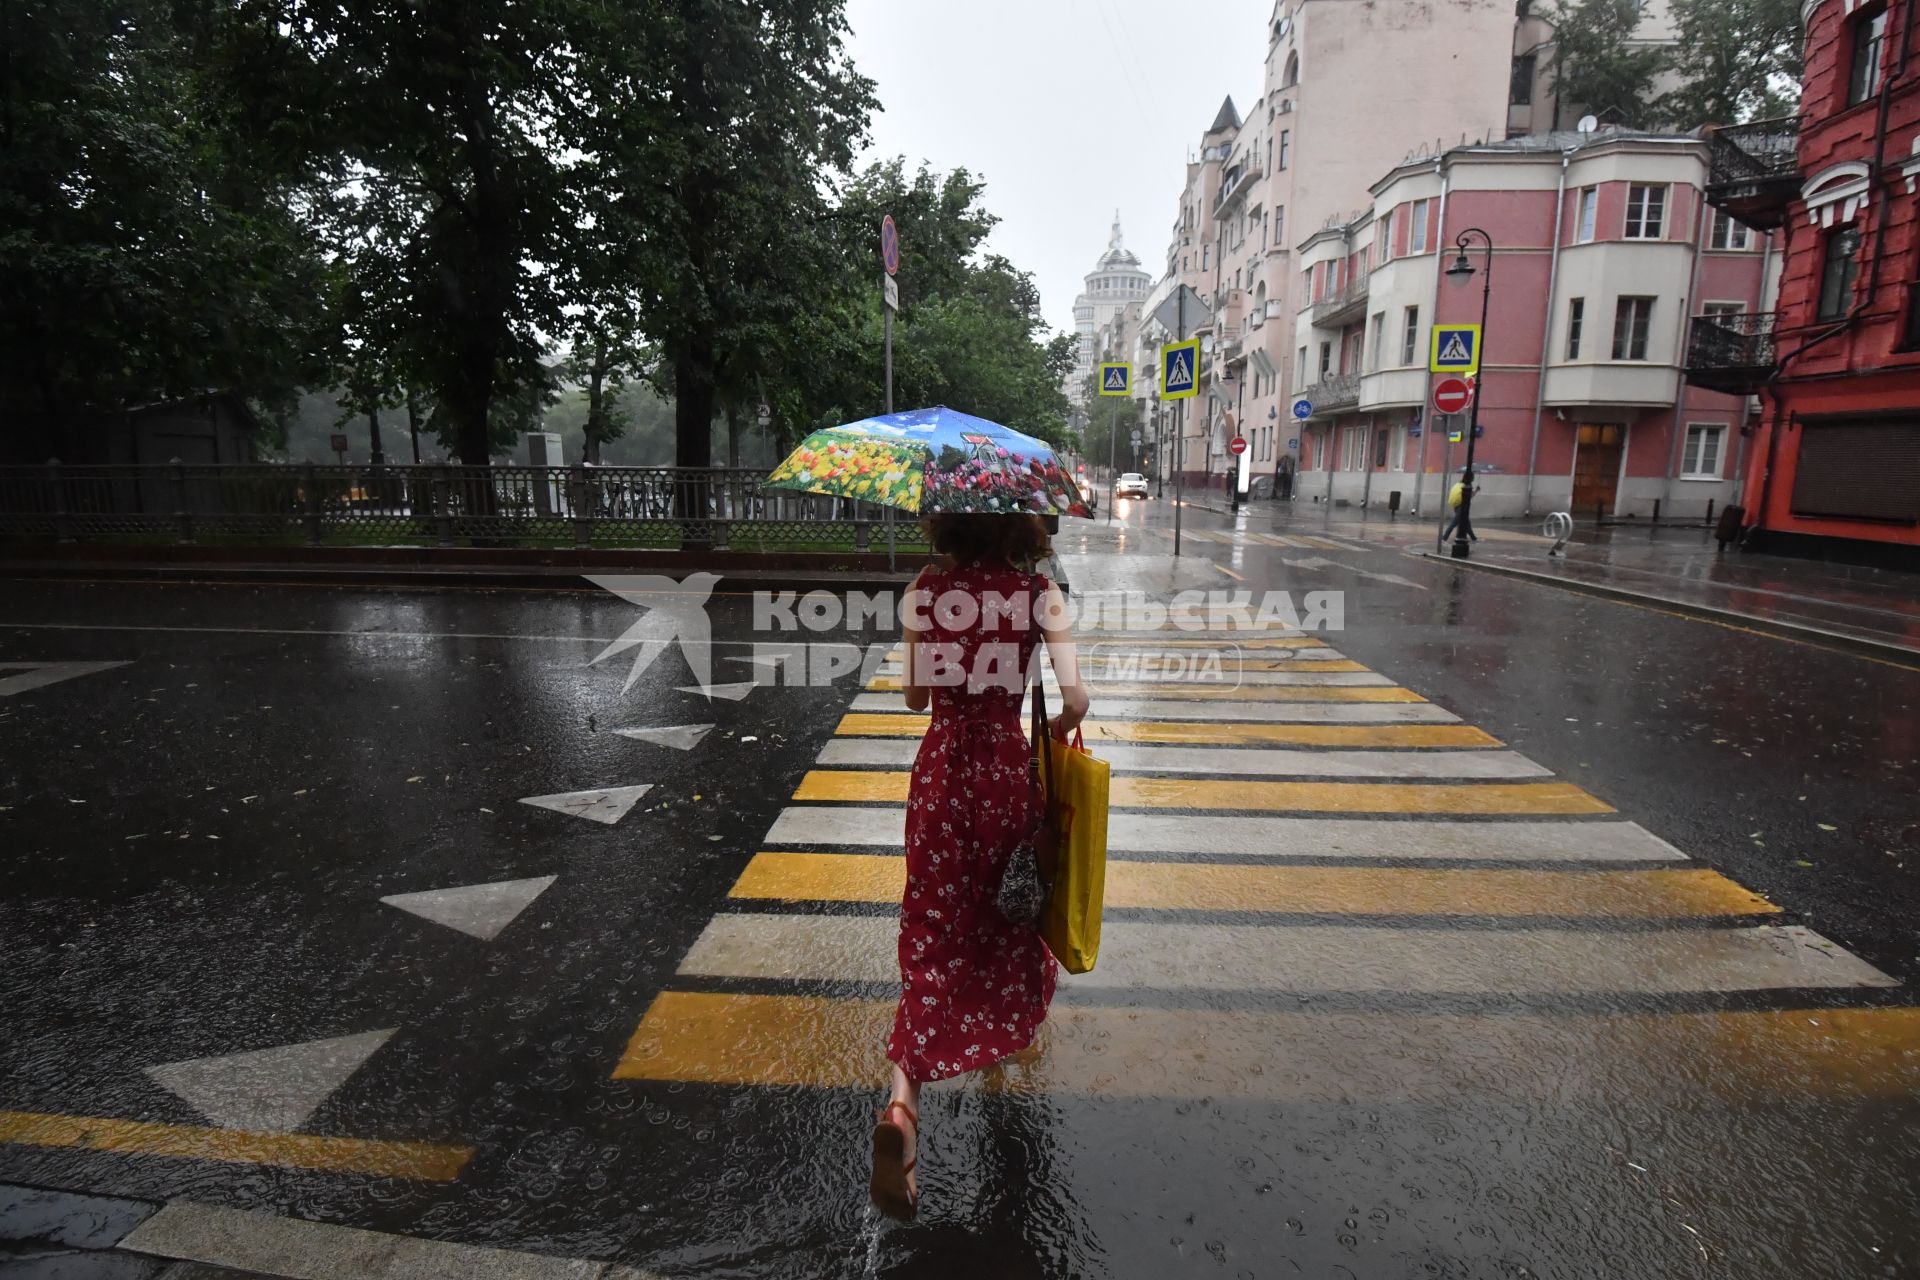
[1110,211,1123,251]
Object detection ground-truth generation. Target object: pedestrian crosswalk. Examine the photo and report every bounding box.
[613,622,1910,1104]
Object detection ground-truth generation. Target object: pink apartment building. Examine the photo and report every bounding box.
[1290,129,1777,519]
[1134,0,1690,498]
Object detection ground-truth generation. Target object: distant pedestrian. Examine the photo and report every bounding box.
[871,512,1089,1221]
[1277,455,1295,501]
[1443,474,1479,543]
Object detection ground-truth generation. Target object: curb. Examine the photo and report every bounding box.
[1422,551,1920,666]
[0,561,912,595]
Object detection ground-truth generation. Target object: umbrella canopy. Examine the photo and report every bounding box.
[766,406,1089,517]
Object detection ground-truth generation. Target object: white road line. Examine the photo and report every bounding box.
[682,915,1897,995]
[121,1201,652,1279]
[0,660,132,696]
[845,693,1460,722]
[816,739,1549,780]
[763,808,1687,863]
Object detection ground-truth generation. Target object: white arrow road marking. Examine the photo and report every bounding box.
[0,661,131,697]
[614,723,715,751]
[518,784,653,825]
[145,1029,397,1133]
[1282,556,1429,591]
[379,875,558,940]
[677,681,758,701]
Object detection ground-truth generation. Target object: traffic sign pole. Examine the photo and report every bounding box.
[881,215,900,570]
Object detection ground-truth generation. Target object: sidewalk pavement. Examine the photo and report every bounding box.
[1,1182,658,1279]
[1179,497,1920,659]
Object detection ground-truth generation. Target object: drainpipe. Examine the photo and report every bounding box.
[1731,227,1777,491]
[1412,156,1450,515]
[1523,148,1572,516]
[1662,172,1710,518]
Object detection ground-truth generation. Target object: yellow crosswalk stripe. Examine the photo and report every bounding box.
[1066,636,1325,650]
[0,1110,473,1181]
[832,713,1499,747]
[862,675,1424,701]
[730,853,1777,918]
[615,994,1920,1100]
[793,770,1612,814]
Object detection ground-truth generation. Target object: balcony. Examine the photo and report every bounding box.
[1311,277,1369,329]
[1684,311,1778,396]
[1299,371,1360,416]
[1704,117,1801,230]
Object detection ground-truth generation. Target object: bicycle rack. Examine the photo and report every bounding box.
[1544,511,1574,557]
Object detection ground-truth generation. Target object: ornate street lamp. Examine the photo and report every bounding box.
[1443,228,1493,559]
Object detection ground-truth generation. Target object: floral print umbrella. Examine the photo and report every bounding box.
[766,406,1089,517]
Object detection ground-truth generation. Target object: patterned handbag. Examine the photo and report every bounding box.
[995,575,1060,927]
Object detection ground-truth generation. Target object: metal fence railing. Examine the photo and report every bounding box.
[0,463,914,553]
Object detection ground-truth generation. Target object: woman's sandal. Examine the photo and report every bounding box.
[870,1099,919,1221]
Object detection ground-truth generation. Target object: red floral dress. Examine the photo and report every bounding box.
[887,562,1059,1083]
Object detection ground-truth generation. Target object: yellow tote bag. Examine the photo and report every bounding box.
[1040,732,1111,974]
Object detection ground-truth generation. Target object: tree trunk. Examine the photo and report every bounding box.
[406,389,423,464]
[675,340,715,549]
[366,407,385,466]
[726,403,741,467]
[585,333,607,465]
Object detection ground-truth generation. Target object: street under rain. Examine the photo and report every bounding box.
[3,504,1916,1279]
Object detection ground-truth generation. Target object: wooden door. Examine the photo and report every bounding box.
[1572,423,1625,514]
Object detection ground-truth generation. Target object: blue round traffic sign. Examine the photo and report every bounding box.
[1291,399,1312,420]
[881,215,900,276]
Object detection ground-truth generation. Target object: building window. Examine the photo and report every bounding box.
[1850,7,1888,106]
[1283,51,1300,87]
[1274,206,1284,247]
[1510,53,1536,105]
[1710,211,1752,250]
[1681,424,1725,479]
[1319,341,1332,377]
[1625,185,1666,239]
[1612,296,1654,360]
[1566,297,1585,359]
[1374,426,1390,468]
[1576,187,1598,243]
[1817,226,1862,320]
[1400,305,1420,365]
[1342,426,1367,471]
[1410,199,1431,254]
[1368,312,1386,370]
[1298,346,1308,386]
[1379,209,1394,263]
[1278,130,1291,170]
[1702,301,1744,321]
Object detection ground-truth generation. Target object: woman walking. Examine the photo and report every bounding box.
[870,512,1089,1221]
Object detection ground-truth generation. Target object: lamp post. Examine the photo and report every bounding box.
[1443,228,1493,560]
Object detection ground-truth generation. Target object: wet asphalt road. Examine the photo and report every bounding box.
[1,506,1917,1280]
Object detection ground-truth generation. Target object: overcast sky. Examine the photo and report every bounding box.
[843,0,1260,337]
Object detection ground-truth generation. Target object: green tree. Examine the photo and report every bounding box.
[0,0,329,457]
[1658,0,1804,125]
[229,0,606,464]
[770,161,1076,448]
[1545,0,1671,127]
[603,0,875,473]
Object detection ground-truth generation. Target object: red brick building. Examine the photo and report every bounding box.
[1690,0,1920,565]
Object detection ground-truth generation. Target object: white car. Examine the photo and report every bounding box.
[1114,472,1151,499]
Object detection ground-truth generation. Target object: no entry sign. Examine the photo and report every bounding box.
[1228,435,1248,455]
[1431,377,1473,415]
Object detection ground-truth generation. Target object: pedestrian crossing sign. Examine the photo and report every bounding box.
[1099,362,1132,396]
[1161,339,1200,400]
[1429,324,1481,375]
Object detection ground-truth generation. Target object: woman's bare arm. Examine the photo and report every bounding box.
[902,567,933,713]
[1037,583,1087,738]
